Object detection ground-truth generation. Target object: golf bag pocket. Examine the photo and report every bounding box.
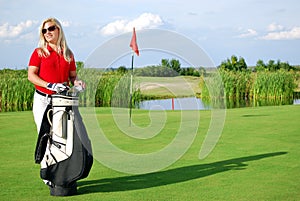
[41,143,69,168]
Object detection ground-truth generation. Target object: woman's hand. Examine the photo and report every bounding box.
[74,79,86,91]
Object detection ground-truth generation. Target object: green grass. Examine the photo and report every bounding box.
[0,105,300,200]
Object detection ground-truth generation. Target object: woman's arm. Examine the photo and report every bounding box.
[69,70,77,85]
[28,65,48,88]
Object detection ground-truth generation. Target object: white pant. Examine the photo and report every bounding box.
[32,91,53,186]
[32,91,52,133]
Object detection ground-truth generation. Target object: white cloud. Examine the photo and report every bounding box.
[61,20,71,27]
[267,22,284,32]
[236,28,258,38]
[100,13,163,36]
[0,20,38,39]
[260,26,300,40]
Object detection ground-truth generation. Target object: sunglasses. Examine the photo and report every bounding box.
[42,25,57,34]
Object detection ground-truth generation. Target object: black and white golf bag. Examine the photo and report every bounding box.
[34,88,93,196]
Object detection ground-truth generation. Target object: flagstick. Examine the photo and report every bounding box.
[129,27,139,126]
[129,53,134,126]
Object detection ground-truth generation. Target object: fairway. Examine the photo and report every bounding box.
[0,105,299,201]
[137,76,201,98]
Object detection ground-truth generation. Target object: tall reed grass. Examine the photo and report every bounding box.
[252,70,296,99]
[0,69,141,112]
[1,68,297,112]
[199,70,226,108]
[0,69,34,112]
[77,69,141,108]
[200,69,297,107]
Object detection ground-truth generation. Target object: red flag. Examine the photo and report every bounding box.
[130,27,139,56]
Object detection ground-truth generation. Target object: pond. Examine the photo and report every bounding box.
[138,97,300,110]
[139,97,210,110]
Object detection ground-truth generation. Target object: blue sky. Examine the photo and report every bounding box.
[0,0,299,69]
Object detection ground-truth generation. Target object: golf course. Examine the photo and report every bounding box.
[1,65,300,200]
[0,103,299,200]
[1,0,300,199]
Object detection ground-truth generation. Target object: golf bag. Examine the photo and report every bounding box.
[34,88,93,196]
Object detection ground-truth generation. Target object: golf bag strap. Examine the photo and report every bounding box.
[34,104,52,164]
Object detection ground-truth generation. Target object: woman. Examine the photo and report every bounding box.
[28,18,85,188]
[28,17,83,133]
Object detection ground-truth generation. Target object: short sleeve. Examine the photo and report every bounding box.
[70,55,76,71]
[28,48,41,67]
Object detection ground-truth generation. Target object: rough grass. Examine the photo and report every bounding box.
[0,105,300,200]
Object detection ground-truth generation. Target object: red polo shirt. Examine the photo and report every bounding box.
[29,45,76,95]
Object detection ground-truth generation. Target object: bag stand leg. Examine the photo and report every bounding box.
[49,182,77,196]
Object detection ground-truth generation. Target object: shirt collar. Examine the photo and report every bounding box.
[46,44,54,52]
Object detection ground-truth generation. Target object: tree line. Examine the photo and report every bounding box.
[112,55,298,77]
[219,55,296,72]
[116,58,204,77]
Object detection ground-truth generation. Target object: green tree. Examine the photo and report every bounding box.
[170,58,181,73]
[161,59,170,68]
[117,66,128,74]
[267,60,277,71]
[231,55,238,70]
[255,59,295,72]
[219,55,247,71]
[277,60,295,71]
[236,57,247,71]
[255,59,266,71]
[180,68,187,76]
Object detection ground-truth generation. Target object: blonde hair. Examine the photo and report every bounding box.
[38,17,73,63]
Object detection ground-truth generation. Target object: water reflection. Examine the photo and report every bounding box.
[294,99,300,105]
[138,97,300,110]
[226,97,295,108]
